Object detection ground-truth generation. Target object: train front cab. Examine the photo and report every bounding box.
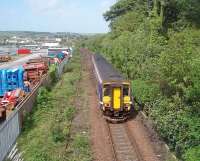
[101,81,133,119]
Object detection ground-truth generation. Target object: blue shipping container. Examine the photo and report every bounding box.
[0,66,25,96]
[0,70,2,96]
[0,70,7,96]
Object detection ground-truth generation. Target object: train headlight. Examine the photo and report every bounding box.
[103,96,111,108]
[124,102,132,111]
[104,103,111,108]
[124,96,132,110]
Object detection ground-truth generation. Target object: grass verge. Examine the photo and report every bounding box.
[17,52,91,161]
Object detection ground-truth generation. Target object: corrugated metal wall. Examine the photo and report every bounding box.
[57,57,68,77]
[0,112,20,161]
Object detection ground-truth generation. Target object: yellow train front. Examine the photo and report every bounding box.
[92,54,133,122]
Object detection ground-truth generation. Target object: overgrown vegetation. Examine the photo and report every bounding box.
[18,52,91,161]
[49,65,57,83]
[83,0,200,160]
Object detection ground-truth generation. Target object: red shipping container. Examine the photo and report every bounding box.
[17,48,32,55]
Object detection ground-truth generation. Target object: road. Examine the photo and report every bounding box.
[0,49,48,69]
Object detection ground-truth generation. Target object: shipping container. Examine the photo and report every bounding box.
[0,67,24,96]
[17,48,31,55]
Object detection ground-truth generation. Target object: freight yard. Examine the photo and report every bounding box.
[0,45,73,161]
[0,48,72,121]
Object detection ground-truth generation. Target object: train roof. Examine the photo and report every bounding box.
[93,54,126,83]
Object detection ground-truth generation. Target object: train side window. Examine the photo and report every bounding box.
[123,85,129,96]
[103,85,110,96]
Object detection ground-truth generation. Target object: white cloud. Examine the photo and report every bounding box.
[100,0,116,13]
[25,0,64,13]
[24,0,81,18]
[22,0,116,33]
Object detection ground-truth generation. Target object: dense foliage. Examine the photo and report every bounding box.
[83,0,200,160]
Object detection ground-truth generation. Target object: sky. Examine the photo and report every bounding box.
[0,0,116,33]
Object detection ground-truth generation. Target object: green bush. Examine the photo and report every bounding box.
[37,87,49,103]
[151,98,200,158]
[22,87,51,132]
[184,146,200,161]
[132,80,160,103]
[51,124,65,143]
[49,65,57,83]
[64,106,76,121]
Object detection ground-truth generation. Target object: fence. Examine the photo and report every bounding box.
[0,111,19,161]
[57,57,68,77]
[0,57,68,161]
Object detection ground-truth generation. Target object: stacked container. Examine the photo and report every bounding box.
[17,48,31,55]
[48,52,65,61]
[56,52,65,60]
[0,70,7,96]
[0,67,24,96]
[0,70,2,96]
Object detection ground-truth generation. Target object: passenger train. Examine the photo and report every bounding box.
[92,54,133,121]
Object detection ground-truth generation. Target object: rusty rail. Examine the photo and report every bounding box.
[107,122,142,161]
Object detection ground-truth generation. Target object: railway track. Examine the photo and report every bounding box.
[81,49,160,161]
[107,122,143,161]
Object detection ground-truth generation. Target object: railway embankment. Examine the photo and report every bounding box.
[80,48,178,161]
[83,0,200,160]
[11,52,92,161]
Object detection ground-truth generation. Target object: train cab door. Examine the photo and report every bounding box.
[113,87,121,110]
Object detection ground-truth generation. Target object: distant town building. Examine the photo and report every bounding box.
[41,42,60,48]
[6,39,17,44]
[55,38,62,42]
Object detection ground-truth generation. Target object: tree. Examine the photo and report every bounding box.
[103,0,146,22]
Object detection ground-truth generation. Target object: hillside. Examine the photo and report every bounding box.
[83,0,200,160]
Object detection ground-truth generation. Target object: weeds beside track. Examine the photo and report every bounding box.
[16,52,91,161]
